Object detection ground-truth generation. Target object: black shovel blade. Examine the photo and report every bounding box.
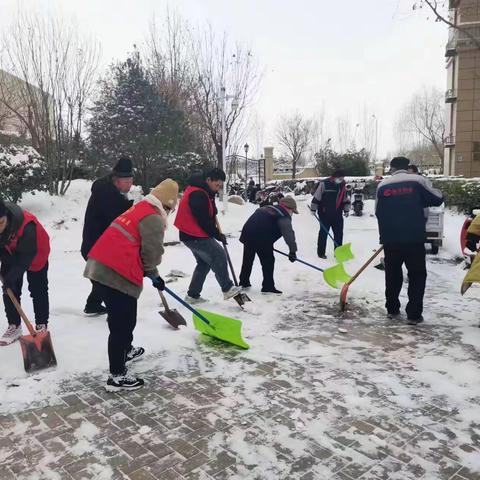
[19,331,57,373]
[233,292,246,308]
[240,292,252,303]
[159,309,187,329]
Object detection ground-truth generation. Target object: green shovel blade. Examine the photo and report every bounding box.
[323,263,351,289]
[334,242,354,263]
[193,309,250,349]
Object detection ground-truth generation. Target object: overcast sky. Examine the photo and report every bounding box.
[0,0,447,159]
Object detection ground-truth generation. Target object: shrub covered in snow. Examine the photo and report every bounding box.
[0,145,48,202]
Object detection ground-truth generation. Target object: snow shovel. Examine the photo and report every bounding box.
[164,286,249,349]
[158,290,187,329]
[340,246,384,312]
[215,220,251,306]
[313,211,354,263]
[4,286,57,372]
[274,249,351,289]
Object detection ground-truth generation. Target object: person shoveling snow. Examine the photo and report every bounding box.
[85,179,179,392]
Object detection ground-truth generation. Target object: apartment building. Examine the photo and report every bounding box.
[444,0,480,177]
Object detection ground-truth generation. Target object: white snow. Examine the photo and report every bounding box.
[0,180,480,478]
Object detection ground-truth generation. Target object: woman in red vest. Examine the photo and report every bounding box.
[0,200,50,346]
[85,179,178,392]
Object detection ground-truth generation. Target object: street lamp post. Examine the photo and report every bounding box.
[244,143,249,201]
[220,86,238,211]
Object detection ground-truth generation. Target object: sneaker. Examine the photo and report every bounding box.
[105,373,144,392]
[185,295,207,305]
[35,324,48,333]
[126,346,145,363]
[223,286,242,300]
[261,288,283,295]
[318,254,327,260]
[84,305,107,316]
[407,316,424,325]
[0,324,22,346]
[374,262,385,271]
[387,311,401,320]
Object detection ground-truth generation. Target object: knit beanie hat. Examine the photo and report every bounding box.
[112,157,134,178]
[151,179,179,210]
[390,157,410,171]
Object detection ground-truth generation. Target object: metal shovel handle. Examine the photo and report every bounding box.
[163,286,212,326]
[274,248,324,273]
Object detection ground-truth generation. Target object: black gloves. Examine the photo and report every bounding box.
[288,252,297,263]
[151,276,165,291]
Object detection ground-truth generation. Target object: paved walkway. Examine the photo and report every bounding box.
[1,289,480,479]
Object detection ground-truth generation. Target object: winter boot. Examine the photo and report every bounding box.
[84,304,107,316]
[387,311,401,320]
[223,286,242,300]
[0,324,22,346]
[185,295,207,305]
[261,288,283,295]
[318,254,327,260]
[105,372,144,392]
[126,346,145,364]
[407,316,424,325]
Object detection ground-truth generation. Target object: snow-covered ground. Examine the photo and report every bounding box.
[1,180,480,479]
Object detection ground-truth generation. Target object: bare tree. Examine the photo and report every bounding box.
[395,86,445,163]
[413,1,480,50]
[276,113,314,179]
[189,26,260,167]
[336,114,353,153]
[0,11,100,194]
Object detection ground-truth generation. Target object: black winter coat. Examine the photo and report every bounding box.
[240,205,297,253]
[376,170,444,244]
[0,203,38,285]
[312,178,347,218]
[81,175,133,259]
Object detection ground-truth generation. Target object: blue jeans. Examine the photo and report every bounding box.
[183,238,233,298]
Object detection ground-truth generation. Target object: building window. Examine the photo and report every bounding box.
[473,142,480,162]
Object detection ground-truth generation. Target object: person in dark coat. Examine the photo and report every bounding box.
[174,168,241,303]
[81,157,134,315]
[376,156,444,325]
[239,196,298,294]
[0,200,50,346]
[311,169,350,259]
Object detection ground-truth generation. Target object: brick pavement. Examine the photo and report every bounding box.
[1,294,480,480]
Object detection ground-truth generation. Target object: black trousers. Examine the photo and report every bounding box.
[95,282,137,376]
[1,263,49,327]
[384,243,427,320]
[239,242,275,290]
[317,213,344,256]
[85,280,105,309]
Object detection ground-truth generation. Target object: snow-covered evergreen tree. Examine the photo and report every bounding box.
[88,50,204,192]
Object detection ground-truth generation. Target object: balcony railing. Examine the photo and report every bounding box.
[445,88,457,103]
[444,134,456,147]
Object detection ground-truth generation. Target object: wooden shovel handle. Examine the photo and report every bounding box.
[158,290,171,313]
[5,287,36,336]
[347,246,384,286]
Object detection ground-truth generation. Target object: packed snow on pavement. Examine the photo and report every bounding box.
[1,180,480,479]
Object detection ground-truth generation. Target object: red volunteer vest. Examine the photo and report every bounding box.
[6,210,50,272]
[174,186,215,238]
[88,200,158,286]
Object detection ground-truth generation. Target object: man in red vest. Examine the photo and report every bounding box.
[0,200,50,346]
[85,179,178,392]
[175,168,241,303]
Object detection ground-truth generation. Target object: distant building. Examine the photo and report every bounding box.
[444,0,480,177]
[264,147,318,181]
